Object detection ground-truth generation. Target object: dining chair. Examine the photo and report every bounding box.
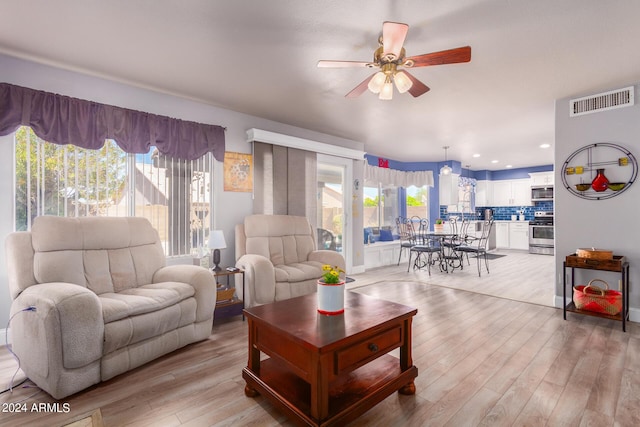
[441,217,464,271]
[455,219,494,276]
[455,218,473,266]
[396,217,416,265]
[407,218,441,275]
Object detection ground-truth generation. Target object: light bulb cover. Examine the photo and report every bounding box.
[379,77,393,100]
[440,165,452,175]
[367,72,386,94]
[394,71,413,93]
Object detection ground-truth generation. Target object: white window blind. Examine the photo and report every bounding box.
[14,126,214,257]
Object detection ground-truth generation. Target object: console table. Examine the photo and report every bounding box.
[563,254,629,331]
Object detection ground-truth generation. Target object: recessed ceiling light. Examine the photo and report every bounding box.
[491,160,498,163]
[506,165,513,168]
[472,153,480,158]
[540,143,551,149]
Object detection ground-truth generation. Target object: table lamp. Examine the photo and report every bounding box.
[208,230,227,271]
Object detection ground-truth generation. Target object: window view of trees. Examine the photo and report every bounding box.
[406,185,428,218]
[13,126,213,257]
[364,183,429,231]
[14,127,127,230]
[363,182,400,229]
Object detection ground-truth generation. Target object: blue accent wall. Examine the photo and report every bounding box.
[365,153,553,223]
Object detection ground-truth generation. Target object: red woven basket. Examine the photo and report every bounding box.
[573,279,622,315]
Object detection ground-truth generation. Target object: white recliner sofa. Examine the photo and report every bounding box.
[5,216,216,399]
[235,214,346,308]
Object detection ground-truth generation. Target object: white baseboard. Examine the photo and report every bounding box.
[350,264,366,275]
[0,328,7,346]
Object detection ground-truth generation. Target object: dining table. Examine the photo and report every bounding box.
[416,231,463,273]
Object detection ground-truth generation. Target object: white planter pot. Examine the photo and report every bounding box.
[317,280,345,315]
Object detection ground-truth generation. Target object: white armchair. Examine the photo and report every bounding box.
[5,216,215,399]
[235,214,345,308]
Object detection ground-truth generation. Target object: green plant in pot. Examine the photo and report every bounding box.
[321,264,344,284]
[318,265,346,315]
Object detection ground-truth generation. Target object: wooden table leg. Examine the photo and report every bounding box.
[309,355,330,421]
[244,318,261,397]
[399,382,416,395]
[399,317,416,395]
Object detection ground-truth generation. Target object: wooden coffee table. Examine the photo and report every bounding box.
[242,291,418,426]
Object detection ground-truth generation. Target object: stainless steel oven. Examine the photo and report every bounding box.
[529,211,554,255]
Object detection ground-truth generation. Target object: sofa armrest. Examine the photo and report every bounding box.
[235,254,275,308]
[308,250,346,270]
[153,265,216,323]
[11,282,103,372]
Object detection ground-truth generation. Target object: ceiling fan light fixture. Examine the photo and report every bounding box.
[394,71,413,93]
[318,22,471,100]
[367,71,386,94]
[379,77,394,100]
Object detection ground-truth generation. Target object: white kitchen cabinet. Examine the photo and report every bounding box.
[496,222,510,248]
[475,180,492,207]
[492,181,512,206]
[511,180,532,206]
[491,179,532,206]
[529,172,554,186]
[439,173,460,206]
[509,222,530,250]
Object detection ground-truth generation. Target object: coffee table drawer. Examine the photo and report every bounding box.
[336,326,402,374]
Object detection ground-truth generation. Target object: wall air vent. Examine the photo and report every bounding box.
[570,86,634,117]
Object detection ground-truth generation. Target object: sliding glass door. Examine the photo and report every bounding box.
[317,154,352,272]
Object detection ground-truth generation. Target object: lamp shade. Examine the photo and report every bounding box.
[394,71,413,94]
[379,77,394,100]
[440,165,452,175]
[367,72,386,94]
[208,230,227,250]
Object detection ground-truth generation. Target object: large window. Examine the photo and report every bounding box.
[14,126,213,257]
[363,181,399,228]
[364,182,430,237]
[406,185,429,219]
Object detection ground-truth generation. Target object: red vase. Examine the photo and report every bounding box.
[591,168,609,192]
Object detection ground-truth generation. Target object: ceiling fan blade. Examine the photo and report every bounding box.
[406,46,471,67]
[317,60,372,68]
[402,71,430,97]
[382,21,409,59]
[345,74,375,98]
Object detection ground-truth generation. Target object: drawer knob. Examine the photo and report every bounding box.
[368,343,378,352]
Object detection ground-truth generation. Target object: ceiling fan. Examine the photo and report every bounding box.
[317,21,471,100]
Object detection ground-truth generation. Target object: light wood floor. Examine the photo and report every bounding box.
[2,251,639,426]
[350,249,557,307]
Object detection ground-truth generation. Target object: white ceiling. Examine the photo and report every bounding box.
[2,0,640,170]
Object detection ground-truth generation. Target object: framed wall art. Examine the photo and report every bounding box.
[224,152,253,192]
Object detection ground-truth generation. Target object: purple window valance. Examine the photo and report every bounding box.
[0,83,225,161]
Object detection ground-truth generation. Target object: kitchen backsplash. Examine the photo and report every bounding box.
[439,201,553,221]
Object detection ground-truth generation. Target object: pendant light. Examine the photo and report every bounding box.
[440,146,452,175]
[464,164,472,191]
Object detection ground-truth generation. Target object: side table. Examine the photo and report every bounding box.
[563,254,629,331]
[213,267,245,322]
